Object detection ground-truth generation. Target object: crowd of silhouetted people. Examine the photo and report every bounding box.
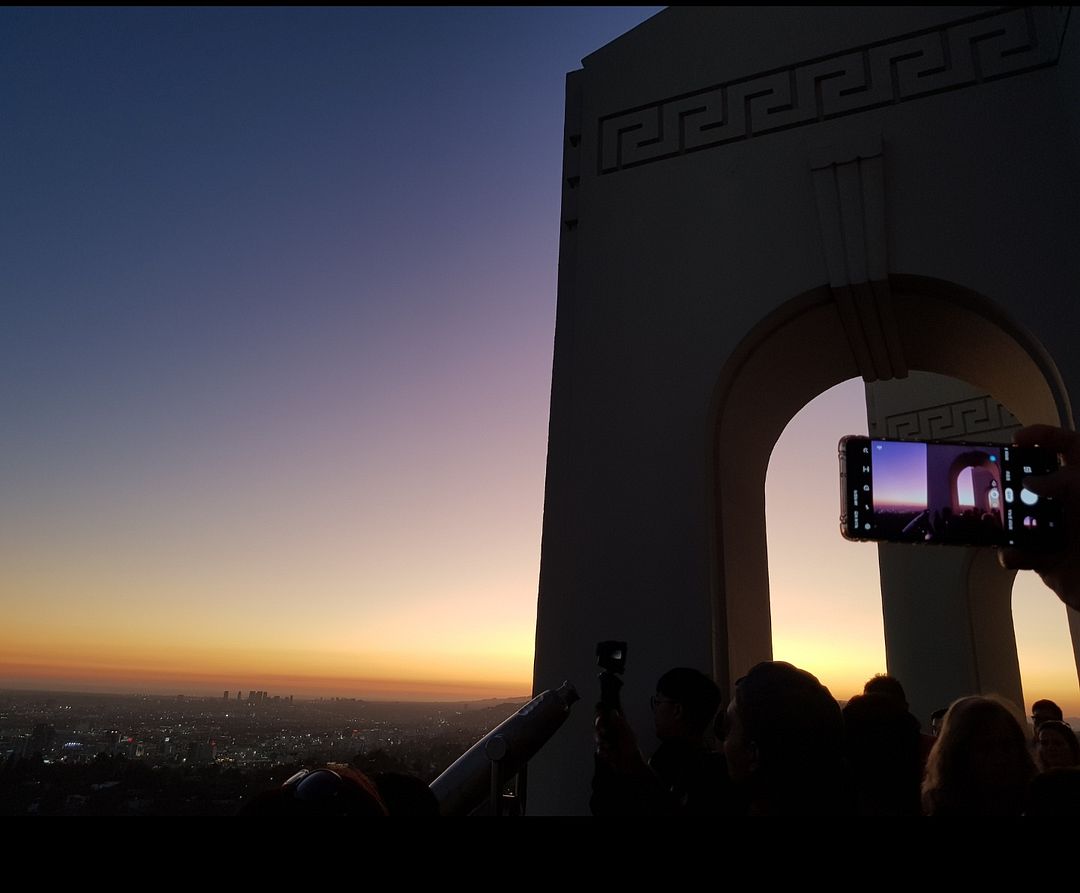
[587,423,1080,817]
[592,661,1079,816]
[236,664,1079,816]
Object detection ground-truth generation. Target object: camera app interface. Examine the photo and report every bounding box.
[870,440,1009,544]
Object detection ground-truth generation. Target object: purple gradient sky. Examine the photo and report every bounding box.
[3,8,1076,713]
[1,7,665,698]
[871,440,928,510]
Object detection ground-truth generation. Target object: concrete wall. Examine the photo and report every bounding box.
[532,7,1078,815]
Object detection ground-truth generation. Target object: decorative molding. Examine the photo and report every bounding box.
[811,138,906,382]
[883,396,1021,440]
[598,7,1065,175]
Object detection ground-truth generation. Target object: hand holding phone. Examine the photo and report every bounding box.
[839,434,1063,551]
[998,425,1080,612]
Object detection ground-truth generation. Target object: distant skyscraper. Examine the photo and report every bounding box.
[30,723,55,756]
[223,690,229,700]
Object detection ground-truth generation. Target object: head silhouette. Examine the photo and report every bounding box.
[652,667,722,740]
[922,696,1034,816]
[725,661,848,815]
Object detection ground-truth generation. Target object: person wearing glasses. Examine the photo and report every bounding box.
[592,667,736,815]
[1031,698,1065,736]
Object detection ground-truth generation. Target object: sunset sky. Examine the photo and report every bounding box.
[767,381,1080,715]
[4,8,1077,714]
[871,441,928,511]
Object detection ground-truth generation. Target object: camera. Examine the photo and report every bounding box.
[596,640,628,714]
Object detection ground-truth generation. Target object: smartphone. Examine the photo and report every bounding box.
[839,435,1063,550]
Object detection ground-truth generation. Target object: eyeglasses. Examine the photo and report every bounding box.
[650,695,678,710]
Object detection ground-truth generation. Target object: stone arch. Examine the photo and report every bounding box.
[948,454,999,515]
[709,274,1073,707]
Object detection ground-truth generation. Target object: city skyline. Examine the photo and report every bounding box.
[3,8,1077,714]
[2,7,663,703]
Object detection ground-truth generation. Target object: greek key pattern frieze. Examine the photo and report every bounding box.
[884,396,1021,441]
[599,7,1065,174]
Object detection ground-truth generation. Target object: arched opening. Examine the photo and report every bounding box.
[765,371,1080,720]
[1013,573,1080,721]
[765,378,885,702]
[711,275,1076,716]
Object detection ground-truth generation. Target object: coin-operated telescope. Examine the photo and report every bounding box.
[429,681,579,816]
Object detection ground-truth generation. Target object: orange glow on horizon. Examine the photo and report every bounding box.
[0,618,534,701]
[8,382,1079,714]
[0,654,531,701]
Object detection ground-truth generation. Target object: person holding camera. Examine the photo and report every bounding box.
[591,666,737,816]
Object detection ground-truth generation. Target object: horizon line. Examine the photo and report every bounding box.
[0,683,534,704]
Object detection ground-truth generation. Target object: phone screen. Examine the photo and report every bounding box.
[840,436,1062,549]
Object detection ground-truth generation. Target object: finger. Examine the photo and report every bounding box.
[1022,472,1066,496]
[999,546,1038,571]
[1013,425,1061,448]
[1014,425,1080,464]
[1022,467,1080,499]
